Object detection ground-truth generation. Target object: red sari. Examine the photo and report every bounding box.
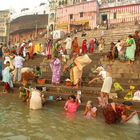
[89,39,94,53]
[103,104,124,124]
[82,40,87,54]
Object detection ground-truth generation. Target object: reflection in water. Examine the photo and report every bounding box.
[0,94,140,140]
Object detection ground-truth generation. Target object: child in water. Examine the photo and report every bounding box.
[64,95,79,113]
[84,101,97,119]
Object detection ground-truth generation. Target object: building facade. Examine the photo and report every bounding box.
[10,14,48,44]
[99,0,140,24]
[55,0,99,32]
[52,0,140,32]
[0,10,10,44]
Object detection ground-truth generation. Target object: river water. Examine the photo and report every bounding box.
[0,94,140,140]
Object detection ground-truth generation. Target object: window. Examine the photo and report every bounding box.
[114,12,117,19]
[70,14,73,19]
[65,0,68,5]
[59,1,61,6]
[80,12,83,18]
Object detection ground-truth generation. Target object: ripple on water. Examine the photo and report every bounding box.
[0,95,140,140]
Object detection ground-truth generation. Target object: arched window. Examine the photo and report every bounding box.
[50,13,55,20]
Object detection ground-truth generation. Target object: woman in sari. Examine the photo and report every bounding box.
[28,40,34,59]
[82,39,87,54]
[89,38,94,54]
[50,56,61,85]
[98,37,105,52]
[46,39,53,59]
[52,41,61,58]
[66,53,92,88]
[103,101,138,124]
[125,35,136,64]
[34,43,42,54]
[2,61,13,93]
[72,37,80,54]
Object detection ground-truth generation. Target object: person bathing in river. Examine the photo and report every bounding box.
[29,88,42,110]
[88,66,106,85]
[100,64,112,107]
[83,101,97,119]
[103,100,139,124]
[64,95,79,113]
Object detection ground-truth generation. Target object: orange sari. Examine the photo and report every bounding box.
[29,45,34,59]
[72,40,79,54]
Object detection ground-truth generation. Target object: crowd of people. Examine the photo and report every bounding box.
[107,31,140,64]
[0,30,140,125]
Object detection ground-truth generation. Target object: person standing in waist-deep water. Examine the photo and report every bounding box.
[103,100,139,124]
[64,95,79,113]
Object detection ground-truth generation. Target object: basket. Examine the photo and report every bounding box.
[65,81,72,87]
[37,79,46,85]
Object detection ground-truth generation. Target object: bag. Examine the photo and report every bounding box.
[114,82,124,91]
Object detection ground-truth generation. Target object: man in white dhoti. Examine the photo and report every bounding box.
[100,65,112,107]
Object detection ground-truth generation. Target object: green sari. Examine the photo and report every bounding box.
[52,43,60,58]
[125,38,136,61]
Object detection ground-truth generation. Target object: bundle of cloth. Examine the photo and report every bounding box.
[133,90,140,101]
[21,67,34,82]
[127,113,140,125]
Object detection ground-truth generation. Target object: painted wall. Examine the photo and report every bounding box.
[100,4,140,24]
[56,0,99,32]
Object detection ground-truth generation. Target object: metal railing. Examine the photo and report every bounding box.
[100,0,140,8]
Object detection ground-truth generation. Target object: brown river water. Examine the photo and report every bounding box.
[0,94,140,140]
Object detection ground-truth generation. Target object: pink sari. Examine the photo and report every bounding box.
[50,58,61,84]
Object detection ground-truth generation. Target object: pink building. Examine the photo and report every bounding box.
[100,3,140,24]
[56,0,99,32]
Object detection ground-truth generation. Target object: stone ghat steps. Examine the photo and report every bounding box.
[23,54,140,91]
[35,84,140,112]
[42,74,140,90]
[36,84,129,96]
[23,55,45,68]
[75,25,139,47]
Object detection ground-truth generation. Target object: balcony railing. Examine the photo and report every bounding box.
[100,0,140,8]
